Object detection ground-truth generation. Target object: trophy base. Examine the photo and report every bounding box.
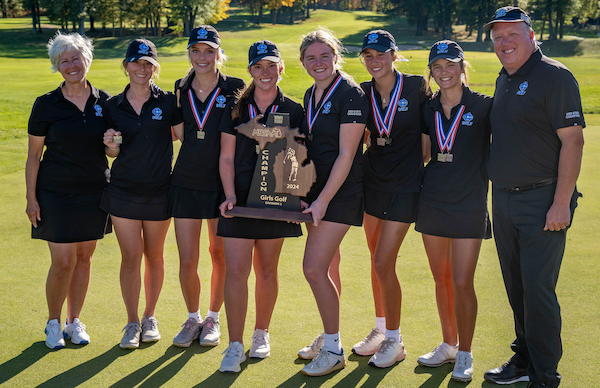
[226,206,313,223]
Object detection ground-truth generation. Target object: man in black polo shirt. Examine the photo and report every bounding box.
[483,7,585,388]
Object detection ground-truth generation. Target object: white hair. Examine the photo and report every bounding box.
[47,32,94,73]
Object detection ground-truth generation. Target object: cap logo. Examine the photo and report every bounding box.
[138,43,150,55]
[496,8,507,18]
[152,107,163,120]
[216,95,226,108]
[397,98,408,112]
[462,112,474,126]
[516,81,528,96]
[322,101,332,114]
[367,33,379,44]
[198,28,208,39]
[257,43,268,55]
[94,104,103,117]
[437,42,448,54]
[520,14,530,23]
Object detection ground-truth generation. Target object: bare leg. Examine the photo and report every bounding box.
[66,240,98,323]
[223,237,254,343]
[141,219,171,317]
[363,213,385,318]
[46,242,77,321]
[174,218,202,313]
[253,238,285,330]
[207,218,225,312]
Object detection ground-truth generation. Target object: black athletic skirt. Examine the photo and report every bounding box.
[32,189,111,243]
[364,186,419,223]
[168,185,223,219]
[415,202,492,239]
[101,188,170,221]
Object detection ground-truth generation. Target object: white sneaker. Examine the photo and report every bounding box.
[120,322,141,349]
[199,316,221,346]
[249,329,270,358]
[219,341,247,373]
[173,317,202,347]
[301,346,346,376]
[45,320,65,350]
[368,337,407,368]
[141,315,161,342]
[63,318,90,345]
[352,328,385,356]
[417,342,459,367]
[298,333,324,360]
[452,351,474,382]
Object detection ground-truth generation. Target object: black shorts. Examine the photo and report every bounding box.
[319,194,364,227]
[101,189,170,221]
[364,186,419,223]
[415,202,492,239]
[32,189,111,243]
[168,185,223,219]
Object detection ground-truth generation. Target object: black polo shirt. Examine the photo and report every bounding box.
[219,87,304,194]
[301,73,368,201]
[104,83,183,196]
[421,87,492,211]
[171,71,245,191]
[362,71,430,193]
[488,49,586,189]
[28,82,110,194]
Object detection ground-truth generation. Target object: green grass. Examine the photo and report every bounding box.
[0,11,599,387]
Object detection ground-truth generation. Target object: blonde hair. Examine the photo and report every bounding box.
[300,27,352,80]
[47,32,94,74]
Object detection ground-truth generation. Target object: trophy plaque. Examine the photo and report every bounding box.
[226,113,316,222]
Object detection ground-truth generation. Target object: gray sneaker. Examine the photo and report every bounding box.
[298,333,324,360]
[173,317,202,347]
[120,322,141,349]
[141,316,161,342]
[199,316,220,346]
[249,329,270,358]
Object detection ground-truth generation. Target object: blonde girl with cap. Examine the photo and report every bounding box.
[102,38,183,349]
[169,25,245,348]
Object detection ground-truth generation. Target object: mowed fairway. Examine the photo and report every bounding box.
[0,11,599,387]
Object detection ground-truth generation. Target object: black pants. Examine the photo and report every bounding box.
[491,184,578,386]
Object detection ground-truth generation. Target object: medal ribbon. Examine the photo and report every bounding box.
[435,105,465,153]
[248,104,279,119]
[371,73,403,137]
[189,87,221,131]
[307,74,343,133]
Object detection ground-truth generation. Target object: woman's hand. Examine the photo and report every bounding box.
[103,128,121,150]
[302,198,328,226]
[219,196,237,218]
[25,197,41,228]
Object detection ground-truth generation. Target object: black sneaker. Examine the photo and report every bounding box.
[484,360,530,384]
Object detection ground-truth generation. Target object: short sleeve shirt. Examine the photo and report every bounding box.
[218,87,304,195]
[28,83,110,194]
[104,83,183,196]
[361,72,430,193]
[488,49,586,189]
[301,73,368,201]
[420,87,492,211]
[171,71,245,191]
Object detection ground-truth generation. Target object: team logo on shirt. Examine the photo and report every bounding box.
[516,81,528,96]
[152,107,163,120]
[437,42,448,54]
[397,98,408,112]
[198,28,208,39]
[461,112,474,126]
[216,95,226,108]
[257,43,268,54]
[367,33,378,44]
[138,43,150,55]
[565,111,581,119]
[322,101,332,114]
[94,104,103,117]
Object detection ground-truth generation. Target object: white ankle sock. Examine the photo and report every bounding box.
[188,311,202,322]
[385,329,400,343]
[375,317,386,332]
[323,332,342,353]
[206,310,219,320]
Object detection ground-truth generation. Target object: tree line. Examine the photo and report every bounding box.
[0,0,599,40]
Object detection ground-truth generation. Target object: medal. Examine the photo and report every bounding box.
[255,145,261,154]
[307,74,343,141]
[113,135,122,144]
[435,105,465,163]
[189,87,221,140]
[307,133,313,141]
[371,72,403,146]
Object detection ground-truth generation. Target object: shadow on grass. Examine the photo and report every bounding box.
[414,363,454,387]
[190,351,264,388]
[0,341,50,384]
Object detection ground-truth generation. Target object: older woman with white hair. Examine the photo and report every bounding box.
[26,32,111,349]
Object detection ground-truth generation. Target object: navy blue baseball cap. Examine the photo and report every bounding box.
[428,40,464,66]
[483,6,532,31]
[248,40,280,66]
[126,38,159,67]
[187,25,220,49]
[361,30,398,53]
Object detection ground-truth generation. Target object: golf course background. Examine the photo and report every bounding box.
[0,9,598,387]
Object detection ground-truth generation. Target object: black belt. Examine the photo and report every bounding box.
[502,178,557,193]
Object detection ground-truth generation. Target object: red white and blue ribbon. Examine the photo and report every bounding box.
[307,74,343,133]
[371,72,403,137]
[248,104,279,119]
[189,87,221,131]
[435,105,465,153]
